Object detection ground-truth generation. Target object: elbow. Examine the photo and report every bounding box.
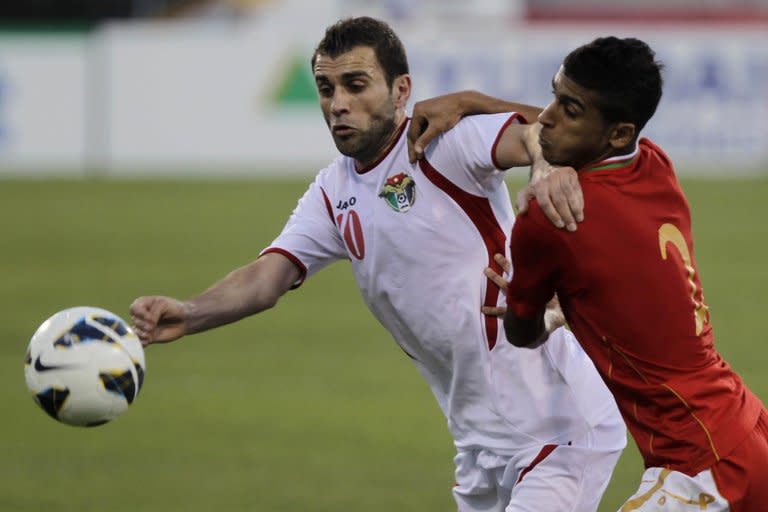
[506,334,535,348]
[257,290,281,312]
[505,330,539,348]
[503,311,544,348]
[237,289,282,317]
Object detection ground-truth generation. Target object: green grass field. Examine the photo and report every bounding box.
[1,176,767,511]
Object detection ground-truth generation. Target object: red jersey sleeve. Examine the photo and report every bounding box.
[506,209,563,319]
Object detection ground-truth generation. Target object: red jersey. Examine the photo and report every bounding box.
[506,138,764,474]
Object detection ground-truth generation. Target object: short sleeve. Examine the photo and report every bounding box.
[261,173,347,287]
[506,209,561,319]
[424,113,527,194]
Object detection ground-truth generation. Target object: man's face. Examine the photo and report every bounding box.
[537,67,615,169]
[314,46,400,164]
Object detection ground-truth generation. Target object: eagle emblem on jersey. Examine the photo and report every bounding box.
[379,172,416,212]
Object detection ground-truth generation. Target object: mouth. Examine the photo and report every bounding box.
[332,124,356,137]
[538,133,551,149]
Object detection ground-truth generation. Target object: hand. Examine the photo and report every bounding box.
[407,93,466,162]
[543,294,566,332]
[129,296,190,346]
[516,165,584,231]
[481,253,511,317]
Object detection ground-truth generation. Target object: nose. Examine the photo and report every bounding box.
[538,101,556,128]
[331,88,350,117]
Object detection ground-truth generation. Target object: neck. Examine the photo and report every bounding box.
[354,111,407,171]
[579,142,637,171]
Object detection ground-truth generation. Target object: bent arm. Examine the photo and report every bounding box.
[503,307,548,349]
[407,90,541,161]
[492,122,543,170]
[447,90,542,124]
[185,252,302,334]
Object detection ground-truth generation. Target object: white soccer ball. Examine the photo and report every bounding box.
[24,306,146,427]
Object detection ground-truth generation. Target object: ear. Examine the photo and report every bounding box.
[609,122,636,149]
[391,74,412,109]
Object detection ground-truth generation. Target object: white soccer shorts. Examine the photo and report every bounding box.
[452,414,626,512]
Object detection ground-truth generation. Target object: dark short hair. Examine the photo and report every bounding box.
[311,16,409,87]
[563,37,664,132]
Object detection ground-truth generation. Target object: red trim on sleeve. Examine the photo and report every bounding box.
[516,444,558,484]
[491,113,526,170]
[261,248,307,290]
[419,158,506,350]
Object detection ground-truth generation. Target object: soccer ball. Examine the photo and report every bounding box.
[24,306,146,427]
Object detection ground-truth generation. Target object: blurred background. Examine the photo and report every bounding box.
[1,2,767,512]
[1,0,767,176]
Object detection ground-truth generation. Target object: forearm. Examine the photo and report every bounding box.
[521,123,549,182]
[184,255,298,334]
[456,91,542,122]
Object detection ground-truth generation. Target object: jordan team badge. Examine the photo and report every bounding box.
[379,172,416,212]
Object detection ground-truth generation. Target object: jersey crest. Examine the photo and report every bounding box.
[379,172,416,212]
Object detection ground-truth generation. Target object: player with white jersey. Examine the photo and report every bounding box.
[130,17,625,511]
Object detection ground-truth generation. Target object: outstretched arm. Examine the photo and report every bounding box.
[130,252,301,346]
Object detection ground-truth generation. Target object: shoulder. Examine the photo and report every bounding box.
[454,112,527,144]
[428,113,524,151]
[312,155,352,187]
[639,137,674,170]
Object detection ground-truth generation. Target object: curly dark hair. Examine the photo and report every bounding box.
[311,16,409,87]
[563,37,664,132]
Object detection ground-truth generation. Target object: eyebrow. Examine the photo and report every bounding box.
[552,77,585,110]
[342,71,371,80]
[315,70,372,82]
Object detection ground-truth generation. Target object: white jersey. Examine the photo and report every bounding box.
[264,114,619,455]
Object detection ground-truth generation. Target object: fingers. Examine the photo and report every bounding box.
[493,253,511,274]
[544,307,566,332]
[531,167,583,231]
[515,186,534,215]
[482,305,507,317]
[483,255,512,317]
[569,176,585,223]
[534,179,568,230]
[409,125,440,163]
[406,116,428,163]
[130,296,164,345]
[483,266,508,293]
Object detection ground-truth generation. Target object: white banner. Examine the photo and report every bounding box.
[404,26,768,172]
[101,20,768,175]
[98,21,335,176]
[0,35,88,175]
[0,14,766,176]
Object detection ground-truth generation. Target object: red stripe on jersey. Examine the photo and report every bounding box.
[261,248,307,289]
[320,187,335,223]
[491,113,527,170]
[419,159,506,350]
[516,444,558,484]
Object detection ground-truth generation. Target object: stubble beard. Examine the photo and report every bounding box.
[334,110,397,167]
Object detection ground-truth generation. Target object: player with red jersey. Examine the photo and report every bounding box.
[498,37,768,510]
